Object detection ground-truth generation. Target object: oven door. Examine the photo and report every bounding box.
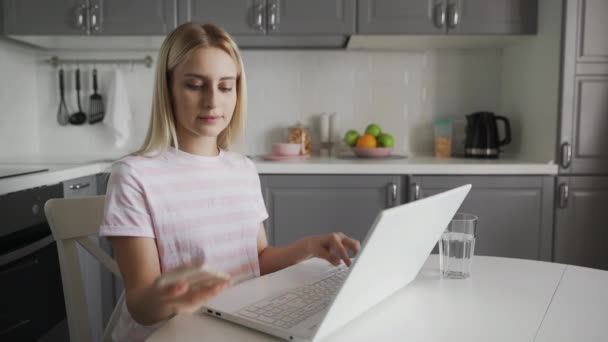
[0,223,68,341]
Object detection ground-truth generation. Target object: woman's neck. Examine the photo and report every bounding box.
[176,134,220,157]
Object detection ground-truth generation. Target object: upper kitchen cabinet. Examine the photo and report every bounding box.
[558,0,608,174]
[573,0,608,63]
[260,175,403,246]
[89,0,177,35]
[357,0,537,34]
[409,175,554,261]
[178,0,355,47]
[2,0,87,35]
[178,0,265,35]
[2,0,177,35]
[358,0,446,34]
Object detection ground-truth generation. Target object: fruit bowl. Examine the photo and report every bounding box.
[351,147,393,158]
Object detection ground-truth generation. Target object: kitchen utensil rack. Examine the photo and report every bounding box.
[45,55,154,68]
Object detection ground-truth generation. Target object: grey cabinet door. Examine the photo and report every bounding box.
[266,0,355,34]
[92,0,176,35]
[410,176,554,261]
[567,76,608,174]
[179,0,266,35]
[559,0,608,174]
[2,0,88,35]
[63,175,105,342]
[574,0,608,63]
[554,176,608,271]
[357,0,446,34]
[446,0,538,34]
[95,172,124,327]
[260,175,403,246]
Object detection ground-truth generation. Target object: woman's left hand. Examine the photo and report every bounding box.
[307,232,361,267]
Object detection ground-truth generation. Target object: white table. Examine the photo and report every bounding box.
[147,256,608,342]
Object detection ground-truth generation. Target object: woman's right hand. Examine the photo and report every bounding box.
[150,268,231,316]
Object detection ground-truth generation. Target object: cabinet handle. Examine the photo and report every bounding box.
[254,4,265,31]
[267,3,278,31]
[433,3,446,29]
[386,183,398,208]
[413,183,421,201]
[558,183,569,209]
[560,142,572,169]
[76,3,88,32]
[69,182,90,190]
[90,4,100,32]
[447,2,459,28]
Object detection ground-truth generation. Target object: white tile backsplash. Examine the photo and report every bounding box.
[0,38,40,158]
[1,41,506,160]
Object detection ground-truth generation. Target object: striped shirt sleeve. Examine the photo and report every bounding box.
[99,161,155,238]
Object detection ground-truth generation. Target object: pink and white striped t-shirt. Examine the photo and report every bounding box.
[99,147,268,341]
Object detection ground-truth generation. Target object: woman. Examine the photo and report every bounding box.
[100,22,360,341]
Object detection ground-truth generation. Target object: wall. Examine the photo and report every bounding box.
[29,48,502,159]
[0,38,40,158]
[501,0,563,162]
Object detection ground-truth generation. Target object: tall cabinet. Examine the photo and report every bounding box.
[555,0,608,270]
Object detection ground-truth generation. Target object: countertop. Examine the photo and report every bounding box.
[0,155,558,195]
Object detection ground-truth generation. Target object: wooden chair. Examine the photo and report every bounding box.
[44,196,124,342]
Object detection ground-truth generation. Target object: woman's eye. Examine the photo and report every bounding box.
[220,87,233,93]
[186,83,203,90]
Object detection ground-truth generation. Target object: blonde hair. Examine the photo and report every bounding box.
[135,23,247,156]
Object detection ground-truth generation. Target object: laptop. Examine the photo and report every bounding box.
[203,184,471,341]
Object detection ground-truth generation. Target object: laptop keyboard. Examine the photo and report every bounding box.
[237,264,348,329]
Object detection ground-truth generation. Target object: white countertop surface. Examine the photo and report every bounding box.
[253,155,558,175]
[0,155,558,195]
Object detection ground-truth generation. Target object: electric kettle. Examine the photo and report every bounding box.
[465,111,511,158]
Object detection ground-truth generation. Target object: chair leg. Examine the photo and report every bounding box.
[102,290,125,342]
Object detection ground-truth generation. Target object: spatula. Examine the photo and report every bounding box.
[88,68,105,124]
[68,68,87,125]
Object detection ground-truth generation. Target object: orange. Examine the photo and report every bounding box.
[356,134,377,148]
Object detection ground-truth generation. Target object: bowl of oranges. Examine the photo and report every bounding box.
[343,124,395,158]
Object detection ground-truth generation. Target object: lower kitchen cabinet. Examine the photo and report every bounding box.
[409,175,554,261]
[95,173,124,333]
[554,176,608,271]
[260,175,404,246]
[62,175,106,342]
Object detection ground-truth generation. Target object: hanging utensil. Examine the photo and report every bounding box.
[69,68,87,125]
[88,68,105,124]
[57,68,69,126]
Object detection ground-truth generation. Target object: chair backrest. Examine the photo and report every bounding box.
[44,196,123,342]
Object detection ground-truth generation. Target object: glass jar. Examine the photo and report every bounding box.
[434,119,453,158]
[287,124,312,155]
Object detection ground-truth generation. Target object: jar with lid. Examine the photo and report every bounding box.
[287,123,312,155]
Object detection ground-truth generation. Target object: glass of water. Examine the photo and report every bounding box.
[439,213,478,279]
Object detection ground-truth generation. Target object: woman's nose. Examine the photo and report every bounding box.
[202,88,218,109]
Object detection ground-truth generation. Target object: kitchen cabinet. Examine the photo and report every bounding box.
[62,175,106,342]
[2,0,176,35]
[95,172,124,333]
[558,0,608,175]
[178,0,355,47]
[357,0,537,34]
[260,175,403,246]
[409,175,554,261]
[554,176,608,271]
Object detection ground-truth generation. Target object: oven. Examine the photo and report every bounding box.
[0,183,69,341]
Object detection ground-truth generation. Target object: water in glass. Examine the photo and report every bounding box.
[439,232,475,279]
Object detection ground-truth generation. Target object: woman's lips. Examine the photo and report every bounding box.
[197,116,222,124]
